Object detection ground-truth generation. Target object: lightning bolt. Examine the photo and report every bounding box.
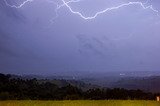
[61,0,159,20]
[48,0,83,23]
[3,0,160,20]
[3,0,34,8]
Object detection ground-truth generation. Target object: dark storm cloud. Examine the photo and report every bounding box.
[76,34,115,57]
[76,34,105,56]
[0,0,25,22]
[0,0,160,74]
[0,29,18,57]
[0,28,37,59]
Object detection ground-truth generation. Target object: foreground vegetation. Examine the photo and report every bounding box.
[0,73,159,100]
[0,100,160,106]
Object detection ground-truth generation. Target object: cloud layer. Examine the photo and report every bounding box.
[0,0,160,75]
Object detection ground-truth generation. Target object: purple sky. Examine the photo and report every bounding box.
[0,0,160,75]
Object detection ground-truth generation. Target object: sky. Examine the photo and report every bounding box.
[0,0,160,75]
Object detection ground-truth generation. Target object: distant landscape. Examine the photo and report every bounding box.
[0,72,160,100]
[8,71,160,93]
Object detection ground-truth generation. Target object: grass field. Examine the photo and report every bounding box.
[0,100,160,106]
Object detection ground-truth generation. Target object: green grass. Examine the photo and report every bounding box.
[0,100,160,106]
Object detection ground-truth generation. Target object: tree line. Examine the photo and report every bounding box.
[0,73,159,100]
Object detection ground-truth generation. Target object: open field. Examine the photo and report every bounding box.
[0,100,160,106]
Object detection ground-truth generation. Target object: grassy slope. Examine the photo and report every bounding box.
[0,100,160,106]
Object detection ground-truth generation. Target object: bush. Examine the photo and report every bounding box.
[0,92,10,100]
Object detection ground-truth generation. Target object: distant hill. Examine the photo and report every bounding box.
[112,76,160,93]
[6,72,160,93]
[1,73,157,100]
[9,74,100,91]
